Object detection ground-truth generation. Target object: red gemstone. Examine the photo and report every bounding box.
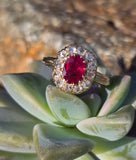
[63,55,86,84]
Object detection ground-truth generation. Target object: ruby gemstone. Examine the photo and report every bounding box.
[63,55,86,84]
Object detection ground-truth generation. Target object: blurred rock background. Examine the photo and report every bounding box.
[0,0,136,76]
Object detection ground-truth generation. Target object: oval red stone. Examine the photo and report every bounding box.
[63,55,86,84]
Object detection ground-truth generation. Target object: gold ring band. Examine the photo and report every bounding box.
[42,46,110,94]
[42,57,110,86]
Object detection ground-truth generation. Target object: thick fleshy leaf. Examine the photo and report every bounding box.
[93,137,136,160]
[77,105,135,141]
[75,153,94,160]
[0,88,18,108]
[30,60,53,81]
[0,122,36,153]
[46,85,91,126]
[0,89,38,153]
[75,136,136,160]
[0,151,38,160]
[122,73,136,108]
[81,94,102,117]
[75,152,101,160]
[98,75,131,116]
[33,123,94,160]
[0,89,40,122]
[80,84,108,107]
[1,73,58,124]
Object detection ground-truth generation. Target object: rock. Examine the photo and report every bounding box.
[0,0,136,75]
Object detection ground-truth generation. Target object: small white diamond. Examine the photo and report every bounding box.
[87,54,94,61]
[56,59,61,65]
[77,47,83,54]
[65,84,72,92]
[56,79,60,85]
[88,64,96,70]
[86,71,95,78]
[75,87,80,92]
[69,47,76,52]
[56,79,64,88]
[82,82,87,88]
[92,66,96,70]
[73,85,83,93]
[59,51,65,58]
[79,86,83,91]
[73,86,79,93]
[53,71,59,79]
[55,59,64,69]
[85,80,91,87]
[88,62,93,68]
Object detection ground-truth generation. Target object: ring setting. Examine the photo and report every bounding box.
[43,46,110,94]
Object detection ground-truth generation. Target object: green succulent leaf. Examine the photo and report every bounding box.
[0,121,36,153]
[0,89,40,122]
[81,94,102,117]
[93,137,136,160]
[1,73,58,124]
[75,152,101,160]
[0,89,10,107]
[33,123,94,160]
[0,89,38,153]
[30,60,53,81]
[0,151,38,160]
[122,73,136,108]
[77,105,135,141]
[98,75,131,116]
[46,85,91,126]
[75,153,94,160]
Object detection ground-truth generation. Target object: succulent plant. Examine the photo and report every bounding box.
[0,57,136,160]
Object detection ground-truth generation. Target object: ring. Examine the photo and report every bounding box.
[43,46,110,94]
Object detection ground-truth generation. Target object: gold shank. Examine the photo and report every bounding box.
[43,56,110,86]
[94,72,110,86]
[42,57,56,68]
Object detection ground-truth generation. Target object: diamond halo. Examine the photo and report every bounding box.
[52,46,97,94]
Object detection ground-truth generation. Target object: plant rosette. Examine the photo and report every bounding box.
[0,58,136,160]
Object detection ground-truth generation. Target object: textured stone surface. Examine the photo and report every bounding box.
[0,0,136,76]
